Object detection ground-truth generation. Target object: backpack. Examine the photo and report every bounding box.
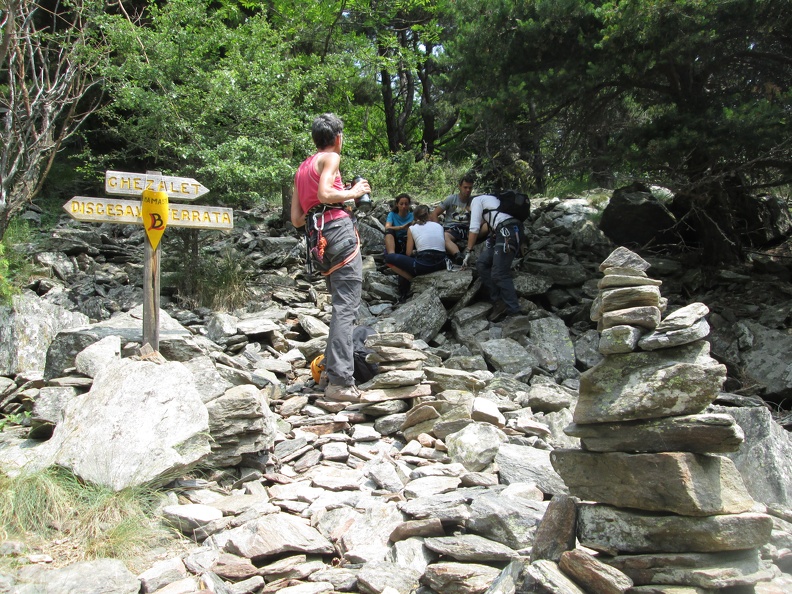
[352,325,379,384]
[493,189,531,222]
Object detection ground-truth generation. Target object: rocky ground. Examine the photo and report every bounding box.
[0,188,791,593]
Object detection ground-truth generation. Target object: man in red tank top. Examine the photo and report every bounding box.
[291,114,371,402]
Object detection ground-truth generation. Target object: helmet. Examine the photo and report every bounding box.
[310,355,326,384]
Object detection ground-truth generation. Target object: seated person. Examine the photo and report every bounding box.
[385,204,448,299]
[431,175,488,264]
[384,193,414,255]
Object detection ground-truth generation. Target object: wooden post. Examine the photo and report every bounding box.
[142,171,161,352]
[65,169,230,354]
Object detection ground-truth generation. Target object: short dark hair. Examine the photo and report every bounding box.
[460,172,476,185]
[312,113,344,149]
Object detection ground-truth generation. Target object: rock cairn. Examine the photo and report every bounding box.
[541,247,775,591]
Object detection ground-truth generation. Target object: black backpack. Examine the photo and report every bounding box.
[352,325,379,384]
[493,189,531,222]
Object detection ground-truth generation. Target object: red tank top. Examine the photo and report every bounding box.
[295,153,344,212]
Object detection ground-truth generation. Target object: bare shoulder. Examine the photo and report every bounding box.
[317,151,341,173]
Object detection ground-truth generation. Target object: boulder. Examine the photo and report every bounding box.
[40,359,210,490]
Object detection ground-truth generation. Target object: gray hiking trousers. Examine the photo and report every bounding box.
[321,216,363,387]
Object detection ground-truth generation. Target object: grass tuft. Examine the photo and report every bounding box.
[0,467,168,567]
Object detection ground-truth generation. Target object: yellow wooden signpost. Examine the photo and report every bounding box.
[64,171,233,352]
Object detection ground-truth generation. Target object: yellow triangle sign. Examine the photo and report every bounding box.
[141,189,168,249]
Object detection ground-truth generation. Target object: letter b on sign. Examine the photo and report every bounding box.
[141,189,168,249]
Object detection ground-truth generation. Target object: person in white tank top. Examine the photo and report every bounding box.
[384,204,449,300]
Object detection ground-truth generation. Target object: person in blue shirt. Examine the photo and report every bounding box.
[384,193,414,255]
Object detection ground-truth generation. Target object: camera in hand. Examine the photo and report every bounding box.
[353,176,372,212]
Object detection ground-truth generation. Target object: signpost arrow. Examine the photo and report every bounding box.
[105,170,209,201]
[69,169,228,355]
[64,196,233,230]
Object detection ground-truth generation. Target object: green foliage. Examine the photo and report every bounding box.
[171,246,252,311]
[0,220,41,304]
[88,0,360,207]
[347,152,475,207]
[0,467,165,563]
[0,245,13,306]
[0,411,31,433]
[446,0,792,196]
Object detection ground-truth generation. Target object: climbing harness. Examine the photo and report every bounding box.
[305,205,361,277]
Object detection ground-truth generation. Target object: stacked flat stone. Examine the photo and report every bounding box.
[550,247,775,591]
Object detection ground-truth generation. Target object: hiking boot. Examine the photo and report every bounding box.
[453,252,464,266]
[487,301,509,322]
[325,383,361,402]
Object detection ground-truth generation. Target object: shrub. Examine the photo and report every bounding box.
[0,219,42,305]
[171,245,252,311]
[0,467,167,567]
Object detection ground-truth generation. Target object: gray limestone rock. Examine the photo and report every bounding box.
[574,329,604,369]
[43,305,207,379]
[424,366,487,393]
[356,560,421,594]
[445,422,507,472]
[657,302,709,331]
[523,559,586,594]
[598,275,662,289]
[714,405,792,508]
[205,312,240,344]
[337,501,406,563]
[184,355,232,404]
[497,443,568,496]
[484,559,525,594]
[217,513,334,560]
[564,413,744,453]
[41,359,210,490]
[411,269,474,301]
[601,306,661,330]
[74,335,121,378]
[423,534,518,562]
[31,386,77,426]
[527,317,576,370]
[574,341,727,424]
[137,557,188,594]
[600,285,661,313]
[205,384,276,468]
[513,271,554,297]
[404,475,462,499]
[577,504,773,554]
[599,325,645,354]
[604,549,775,589]
[388,537,437,575]
[422,561,502,594]
[530,494,578,563]
[0,290,89,376]
[14,558,140,594]
[162,503,225,538]
[638,319,711,350]
[599,247,651,273]
[398,490,474,523]
[465,489,547,550]
[559,548,634,594]
[516,377,577,413]
[480,338,534,374]
[551,450,755,516]
[392,288,447,342]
